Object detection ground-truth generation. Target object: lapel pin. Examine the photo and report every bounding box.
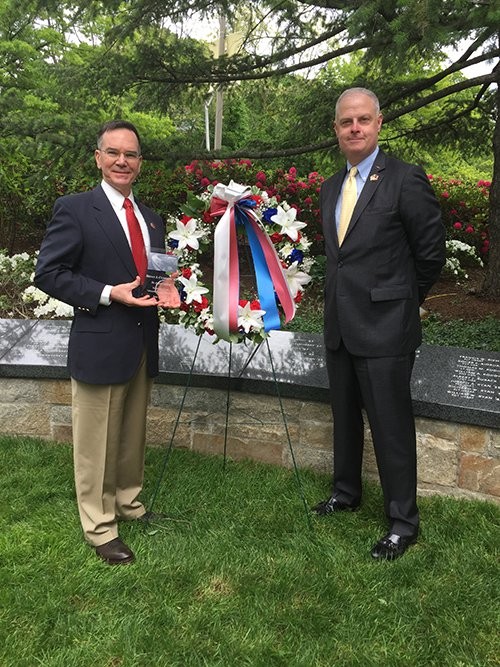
[370,174,379,181]
[150,222,157,229]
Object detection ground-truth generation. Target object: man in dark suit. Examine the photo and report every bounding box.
[312,88,446,560]
[35,120,177,565]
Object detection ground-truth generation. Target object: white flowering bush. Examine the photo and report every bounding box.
[0,251,37,317]
[444,240,484,280]
[0,250,72,319]
[22,285,73,318]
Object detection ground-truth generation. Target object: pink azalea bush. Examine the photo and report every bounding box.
[174,159,325,254]
[159,160,490,264]
[427,175,490,260]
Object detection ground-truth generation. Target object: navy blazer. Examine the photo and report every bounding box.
[35,185,166,384]
[320,150,446,357]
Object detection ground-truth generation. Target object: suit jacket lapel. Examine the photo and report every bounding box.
[91,185,138,277]
[343,151,386,242]
[323,172,344,247]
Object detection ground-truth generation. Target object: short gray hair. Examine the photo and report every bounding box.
[335,88,380,119]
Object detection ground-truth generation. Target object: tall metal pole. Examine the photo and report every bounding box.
[204,92,213,151]
[214,13,226,151]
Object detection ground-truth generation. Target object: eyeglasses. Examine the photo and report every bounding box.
[99,148,142,161]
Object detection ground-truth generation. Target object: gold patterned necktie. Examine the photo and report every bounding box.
[337,166,358,245]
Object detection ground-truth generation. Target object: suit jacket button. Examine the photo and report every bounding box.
[137,322,142,326]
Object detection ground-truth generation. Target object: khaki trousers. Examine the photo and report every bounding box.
[71,354,153,546]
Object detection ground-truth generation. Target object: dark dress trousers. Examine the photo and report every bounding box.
[320,150,446,535]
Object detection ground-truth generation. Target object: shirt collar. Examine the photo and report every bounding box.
[347,146,379,183]
[100,180,136,211]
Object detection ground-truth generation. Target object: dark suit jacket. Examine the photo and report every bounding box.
[321,150,446,357]
[34,185,165,384]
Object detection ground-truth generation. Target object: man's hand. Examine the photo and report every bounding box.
[155,276,181,309]
[110,277,158,307]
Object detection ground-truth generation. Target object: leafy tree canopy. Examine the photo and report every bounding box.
[0,0,498,292]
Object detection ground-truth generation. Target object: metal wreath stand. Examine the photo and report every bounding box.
[147,333,313,532]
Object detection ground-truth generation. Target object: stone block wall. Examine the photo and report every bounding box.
[1,377,498,503]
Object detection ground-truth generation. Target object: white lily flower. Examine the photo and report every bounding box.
[168,218,205,250]
[237,301,266,333]
[285,261,311,297]
[178,273,209,304]
[270,205,307,241]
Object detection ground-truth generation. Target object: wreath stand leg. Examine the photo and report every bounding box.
[149,334,313,532]
[263,338,313,532]
[148,333,203,513]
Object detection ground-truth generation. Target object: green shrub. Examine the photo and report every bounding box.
[428,175,490,260]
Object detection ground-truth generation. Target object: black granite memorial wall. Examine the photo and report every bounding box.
[0,319,498,430]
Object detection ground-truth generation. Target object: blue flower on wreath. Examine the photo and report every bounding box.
[262,207,278,224]
[168,238,179,249]
[289,248,304,264]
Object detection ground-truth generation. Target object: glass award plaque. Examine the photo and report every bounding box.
[145,248,180,307]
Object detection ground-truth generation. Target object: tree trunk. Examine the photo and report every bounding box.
[482,60,500,297]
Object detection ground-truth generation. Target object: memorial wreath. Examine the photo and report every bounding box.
[165,180,314,344]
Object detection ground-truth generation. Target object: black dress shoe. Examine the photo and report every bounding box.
[311,496,359,515]
[371,532,417,561]
[95,538,135,565]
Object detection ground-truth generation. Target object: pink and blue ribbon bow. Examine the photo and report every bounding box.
[210,180,295,342]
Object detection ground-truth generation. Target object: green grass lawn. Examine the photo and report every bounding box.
[1,436,499,667]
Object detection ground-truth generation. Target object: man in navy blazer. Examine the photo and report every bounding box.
[35,120,176,565]
[312,88,446,560]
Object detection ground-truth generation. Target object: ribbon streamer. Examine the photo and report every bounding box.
[211,180,295,341]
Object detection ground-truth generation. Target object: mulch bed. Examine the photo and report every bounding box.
[423,268,500,321]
